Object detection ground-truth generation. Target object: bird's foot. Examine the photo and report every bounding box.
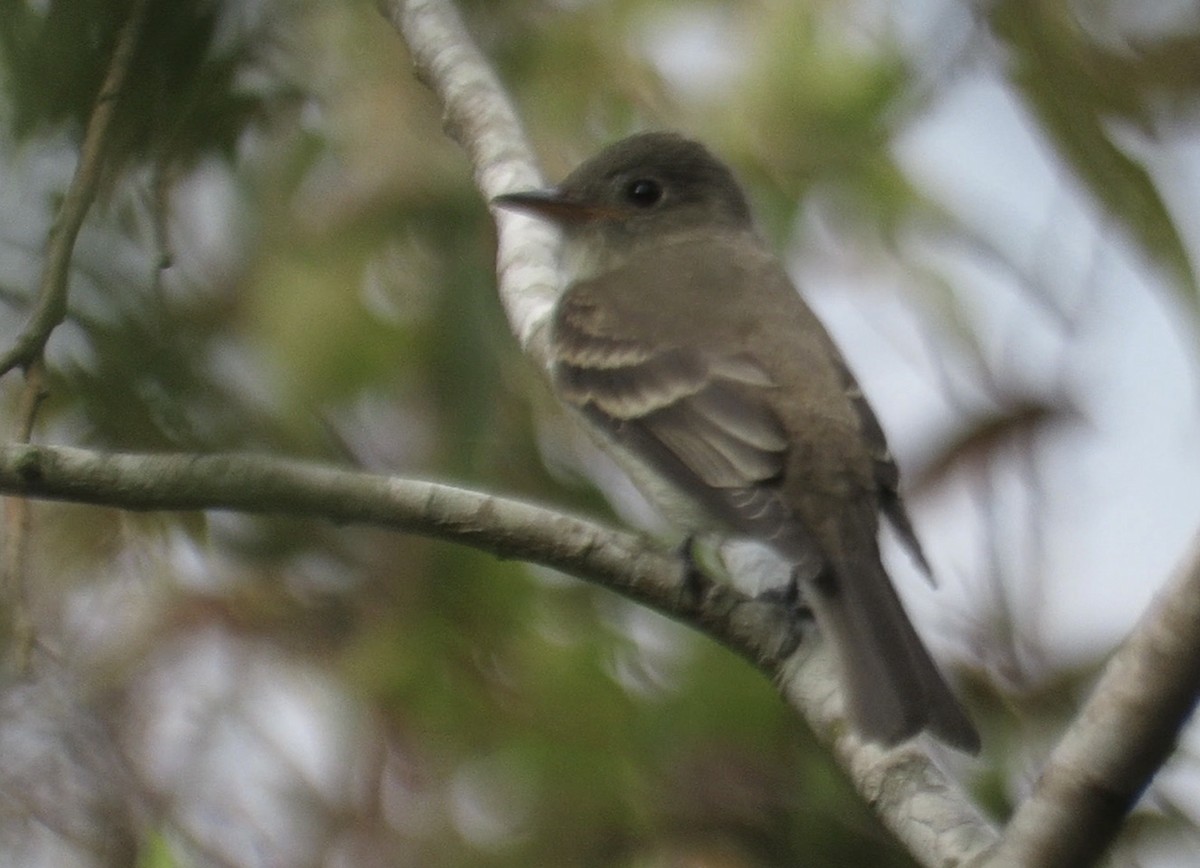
[756,574,813,624]
[675,535,710,607]
[752,575,812,659]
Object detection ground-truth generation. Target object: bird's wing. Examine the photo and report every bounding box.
[553,295,803,547]
[553,270,973,749]
[827,355,931,577]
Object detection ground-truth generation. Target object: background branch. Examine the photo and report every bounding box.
[1,360,45,672]
[1,0,148,674]
[0,0,149,376]
[981,533,1200,867]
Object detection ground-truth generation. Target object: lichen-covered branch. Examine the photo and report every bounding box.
[0,438,997,864]
[378,1,1001,864]
[380,0,560,363]
[0,441,797,672]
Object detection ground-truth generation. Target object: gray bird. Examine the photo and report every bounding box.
[493,132,979,752]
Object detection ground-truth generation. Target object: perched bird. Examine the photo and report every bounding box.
[493,132,979,752]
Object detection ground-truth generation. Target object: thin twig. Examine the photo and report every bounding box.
[1,0,149,676]
[1,360,48,672]
[0,0,151,377]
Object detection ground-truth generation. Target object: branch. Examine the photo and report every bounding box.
[1,360,47,671]
[378,1,999,864]
[0,443,788,654]
[1,0,148,677]
[381,0,561,365]
[377,2,1200,861]
[0,0,150,376]
[982,533,1200,867]
[0,441,997,863]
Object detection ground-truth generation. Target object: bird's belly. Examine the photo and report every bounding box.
[576,413,808,596]
[590,426,716,532]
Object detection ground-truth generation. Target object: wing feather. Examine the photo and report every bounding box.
[556,349,707,418]
[829,355,931,576]
[554,301,797,542]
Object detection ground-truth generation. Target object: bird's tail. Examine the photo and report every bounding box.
[803,519,979,753]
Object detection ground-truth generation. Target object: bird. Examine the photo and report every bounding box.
[492,132,979,752]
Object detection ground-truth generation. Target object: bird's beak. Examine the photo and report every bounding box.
[492,189,618,224]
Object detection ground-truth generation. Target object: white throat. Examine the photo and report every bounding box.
[559,225,710,285]
[559,231,628,285]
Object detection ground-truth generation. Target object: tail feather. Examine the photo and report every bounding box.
[803,521,979,753]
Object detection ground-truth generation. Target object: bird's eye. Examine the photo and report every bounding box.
[624,178,663,208]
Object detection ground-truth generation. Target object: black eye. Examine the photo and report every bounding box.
[624,178,663,207]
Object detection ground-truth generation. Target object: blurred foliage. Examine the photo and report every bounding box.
[1,0,1199,866]
[0,0,296,173]
[988,0,1198,307]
